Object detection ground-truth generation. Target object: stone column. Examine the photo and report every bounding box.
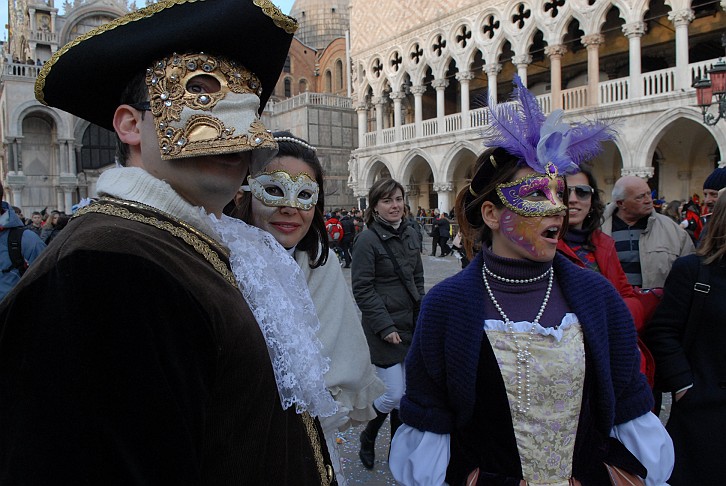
[456,71,475,129]
[678,170,691,200]
[411,85,426,137]
[8,183,24,208]
[582,34,604,106]
[512,54,532,86]
[14,138,23,174]
[29,8,36,31]
[545,45,567,110]
[390,90,405,140]
[432,79,449,133]
[433,182,454,213]
[61,185,76,214]
[356,102,367,147]
[668,9,695,91]
[51,12,57,33]
[372,96,385,133]
[484,63,502,102]
[623,22,646,99]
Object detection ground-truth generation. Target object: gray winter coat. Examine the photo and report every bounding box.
[351,220,424,367]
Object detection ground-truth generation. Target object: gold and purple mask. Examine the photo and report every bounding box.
[496,163,567,217]
[245,170,319,210]
[145,52,276,162]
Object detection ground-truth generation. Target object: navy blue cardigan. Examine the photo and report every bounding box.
[400,251,653,437]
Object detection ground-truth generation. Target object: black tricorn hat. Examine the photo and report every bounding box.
[34,0,297,131]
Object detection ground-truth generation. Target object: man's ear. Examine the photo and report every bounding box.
[481,201,500,231]
[113,105,142,148]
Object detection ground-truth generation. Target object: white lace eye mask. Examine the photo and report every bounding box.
[244,170,319,210]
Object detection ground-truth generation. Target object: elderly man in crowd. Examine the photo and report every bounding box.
[602,175,694,289]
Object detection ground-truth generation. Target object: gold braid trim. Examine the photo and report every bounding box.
[73,198,238,289]
[300,412,334,485]
[253,0,298,34]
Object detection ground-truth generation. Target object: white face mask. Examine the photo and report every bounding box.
[244,170,319,211]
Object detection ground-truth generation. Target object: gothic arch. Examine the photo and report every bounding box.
[60,6,126,45]
[362,156,395,188]
[400,148,435,182]
[13,102,66,137]
[637,107,726,172]
[441,141,482,181]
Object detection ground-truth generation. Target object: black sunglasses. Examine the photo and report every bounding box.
[568,185,593,200]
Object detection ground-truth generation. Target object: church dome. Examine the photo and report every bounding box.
[289,0,350,50]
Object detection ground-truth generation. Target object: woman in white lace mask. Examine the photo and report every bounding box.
[231,131,383,486]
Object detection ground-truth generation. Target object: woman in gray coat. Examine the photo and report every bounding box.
[352,178,424,470]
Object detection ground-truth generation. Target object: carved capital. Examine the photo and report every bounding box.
[410,85,427,95]
[544,44,568,58]
[455,70,475,82]
[621,167,654,179]
[371,96,386,106]
[668,9,695,26]
[511,54,532,66]
[355,102,368,113]
[433,182,454,192]
[622,22,646,38]
[484,63,502,76]
[582,34,604,48]
[389,90,406,101]
[431,79,449,90]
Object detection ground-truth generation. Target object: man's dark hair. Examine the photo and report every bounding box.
[32,211,41,217]
[115,71,148,166]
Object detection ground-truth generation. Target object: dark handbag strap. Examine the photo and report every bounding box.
[370,227,420,304]
[683,256,710,353]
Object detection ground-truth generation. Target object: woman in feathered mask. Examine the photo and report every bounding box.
[389,77,674,486]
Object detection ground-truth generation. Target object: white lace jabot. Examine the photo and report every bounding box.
[208,214,337,418]
[96,167,336,418]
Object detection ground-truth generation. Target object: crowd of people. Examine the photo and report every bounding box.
[0,1,724,485]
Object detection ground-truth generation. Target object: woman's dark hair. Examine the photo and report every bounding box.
[698,191,726,265]
[573,164,605,251]
[454,146,569,259]
[364,178,406,226]
[231,130,329,268]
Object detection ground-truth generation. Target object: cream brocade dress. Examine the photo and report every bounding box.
[485,313,585,486]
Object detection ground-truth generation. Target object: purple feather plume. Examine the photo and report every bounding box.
[482,75,616,175]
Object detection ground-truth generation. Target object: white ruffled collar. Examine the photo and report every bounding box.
[96,167,219,240]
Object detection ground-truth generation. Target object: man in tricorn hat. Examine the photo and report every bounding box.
[0,1,337,484]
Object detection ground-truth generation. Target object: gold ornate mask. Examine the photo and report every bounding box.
[496,163,567,217]
[145,52,276,161]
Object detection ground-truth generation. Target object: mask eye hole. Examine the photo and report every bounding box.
[186,74,221,94]
[263,185,284,197]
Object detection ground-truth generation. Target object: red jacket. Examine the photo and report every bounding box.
[557,230,654,386]
[557,230,644,328]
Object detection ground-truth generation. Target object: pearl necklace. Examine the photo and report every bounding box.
[483,263,551,284]
[481,262,554,415]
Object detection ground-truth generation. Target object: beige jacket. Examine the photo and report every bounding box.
[602,204,695,288]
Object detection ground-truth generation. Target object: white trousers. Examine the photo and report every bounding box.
[373,363,406,413]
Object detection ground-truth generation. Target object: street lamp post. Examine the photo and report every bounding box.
[693,58,726,126]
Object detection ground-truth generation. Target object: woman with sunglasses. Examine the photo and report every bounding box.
[556,167,645,328]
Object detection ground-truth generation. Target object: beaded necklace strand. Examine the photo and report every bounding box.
[481,262,554,414]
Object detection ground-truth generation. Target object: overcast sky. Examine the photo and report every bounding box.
[1,0,296,43]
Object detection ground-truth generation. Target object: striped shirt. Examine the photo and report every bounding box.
[611,213,648,286]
